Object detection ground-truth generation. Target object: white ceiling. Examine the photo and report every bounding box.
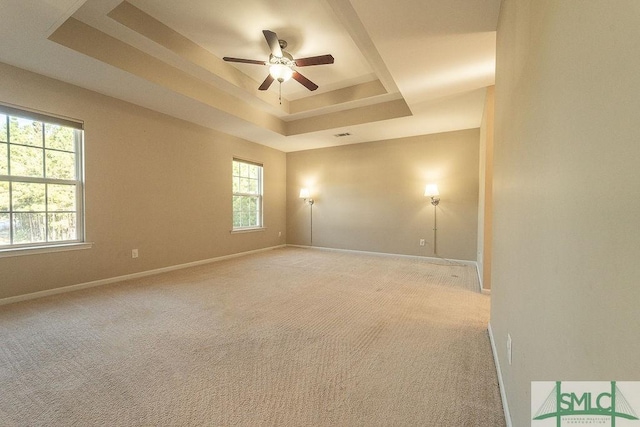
[0,0,500,152]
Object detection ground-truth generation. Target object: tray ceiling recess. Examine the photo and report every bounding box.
[49,1,409,137]
[0,0,499,151]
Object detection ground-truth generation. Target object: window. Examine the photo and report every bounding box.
[232,159,263,230]
[0,105,84,250]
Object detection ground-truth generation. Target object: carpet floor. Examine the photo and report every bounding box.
[0,247,505,426]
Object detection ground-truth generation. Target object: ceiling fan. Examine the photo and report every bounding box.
[223,30,334,93]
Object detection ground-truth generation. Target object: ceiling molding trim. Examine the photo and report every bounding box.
[44,0,89,37]
[107,1,288,111]
[289,79,387,114]
[286,98,412,135]
[324,0,400,95]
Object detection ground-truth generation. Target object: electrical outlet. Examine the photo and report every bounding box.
[419,239,425,246]
[507,333,512,365]
[278,231,282,237]
[132,249,138,259]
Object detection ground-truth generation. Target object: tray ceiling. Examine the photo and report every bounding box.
[0,0,500,152]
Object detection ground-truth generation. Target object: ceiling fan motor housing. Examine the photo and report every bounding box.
[269,51,294,65]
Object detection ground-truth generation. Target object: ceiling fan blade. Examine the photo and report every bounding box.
[292,71,318,91]
[294,55,335,67]
[223,57,266,65]
[258,74,275,91]
[262,30,283,57]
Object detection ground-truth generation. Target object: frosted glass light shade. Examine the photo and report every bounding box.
[269,64,293,82]
[424,184,439,197]
[299,188,310,199]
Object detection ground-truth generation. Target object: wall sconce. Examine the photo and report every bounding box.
[424,183,440,206]
[299,188,314,246]
[299,188,314,205]
[424,184,440,254]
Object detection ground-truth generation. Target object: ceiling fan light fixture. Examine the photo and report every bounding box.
[269,63,293,82]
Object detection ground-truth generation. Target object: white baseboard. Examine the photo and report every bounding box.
[475,262,483,292]
[488,322,513,427]
[0,245,286,306]
[287,244,477,267]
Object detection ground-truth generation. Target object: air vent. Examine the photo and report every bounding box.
[333,132,351,137]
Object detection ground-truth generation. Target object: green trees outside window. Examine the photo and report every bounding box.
[0,109,84,248]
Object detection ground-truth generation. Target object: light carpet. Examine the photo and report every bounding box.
[0,247,504,426]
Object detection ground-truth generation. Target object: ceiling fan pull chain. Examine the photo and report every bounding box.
[279,82,282,105]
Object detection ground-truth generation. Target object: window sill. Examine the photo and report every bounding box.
[0,242,94,258]
[230,227,266,234]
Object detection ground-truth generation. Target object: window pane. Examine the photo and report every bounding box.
[12,182,46,212]
[9,117,43,147]
[45,150,75,179]
[232,177,240,193]
[249,165,258,179]
[0,143,7,175]
[0,115,6,143]
[241,210,250,227]
[0,213,9,244]
[240,196,250,211]
[232,161,240,176]
[13,212,46,244]
[47,184,75,212]
[240,162,248,176]
[44,124,75,151]
[10,145,43,177]
[249,178,258,194]
[48,213,76,242]
[0,181,8,211]
[240,177,250,193]
[0,213,11,245]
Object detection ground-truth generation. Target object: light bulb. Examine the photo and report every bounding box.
[269,64,293,82]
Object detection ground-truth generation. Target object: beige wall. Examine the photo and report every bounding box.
[0,62,286,300]
[491,1,640,426]
[286,130,479,260]
[477,86,494,290]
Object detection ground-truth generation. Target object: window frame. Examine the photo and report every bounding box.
[0,104,88,256]
[231,158,264,232]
